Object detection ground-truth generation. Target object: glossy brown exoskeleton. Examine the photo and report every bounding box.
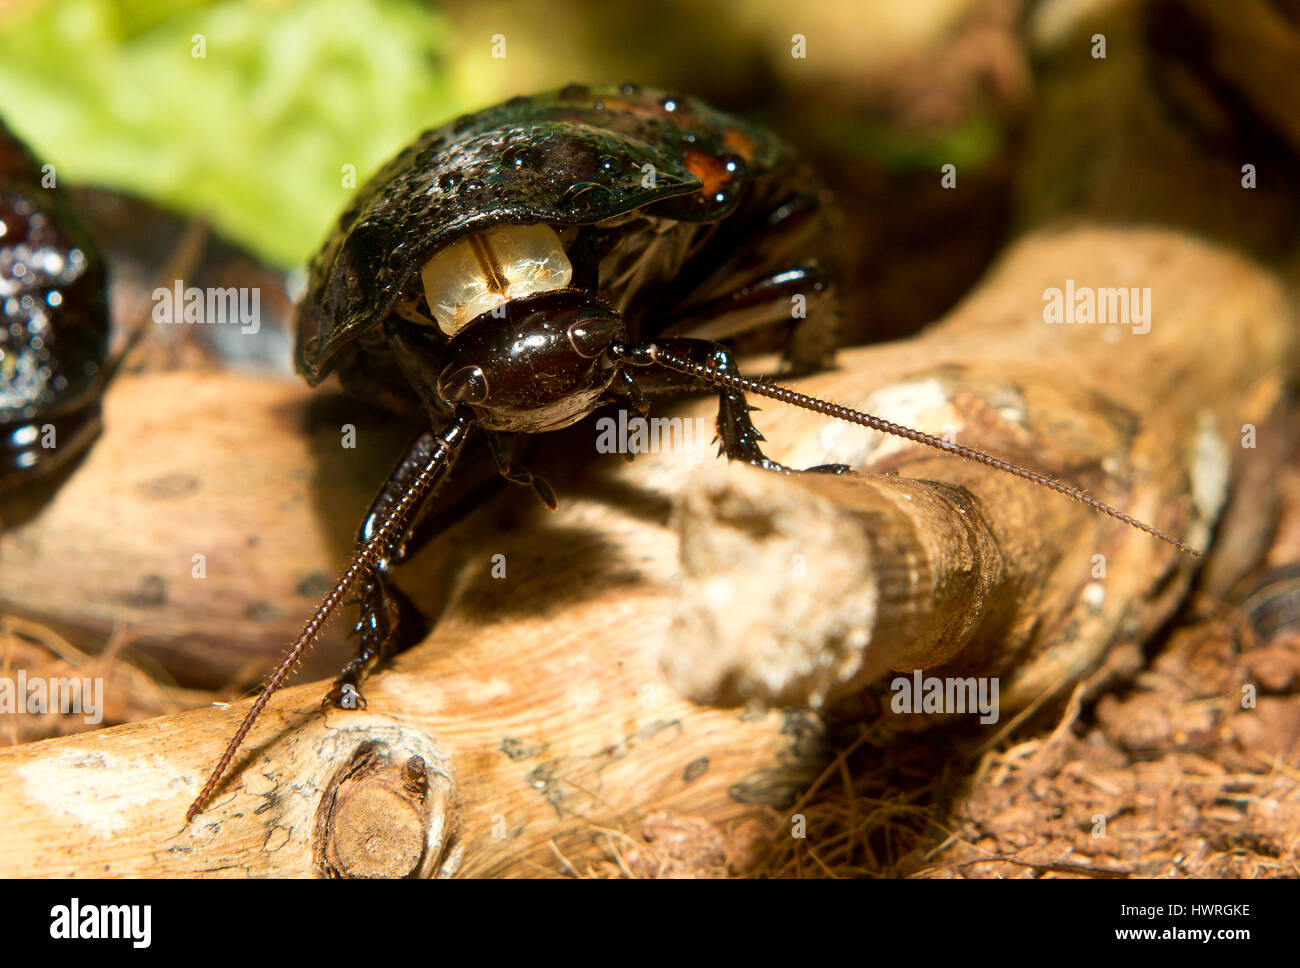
[0,119,110,485]
[191,84,1197,821]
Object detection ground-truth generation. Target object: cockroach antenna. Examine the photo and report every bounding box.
[637,342,1202,557]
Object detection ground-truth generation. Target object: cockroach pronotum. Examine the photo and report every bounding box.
[188,84,1198,822]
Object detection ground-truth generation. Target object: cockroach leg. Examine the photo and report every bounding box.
[603,370,651,463]
[619,337,848,474]
[486,431,558,510]
[325,427,448,709]
[327,573,420,710]
[607,369,651,419]
[661,262,833,353]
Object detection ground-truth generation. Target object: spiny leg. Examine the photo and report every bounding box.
[621,337,849,474]
[327,428,444,709]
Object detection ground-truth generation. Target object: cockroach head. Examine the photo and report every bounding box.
[436,290,624,434]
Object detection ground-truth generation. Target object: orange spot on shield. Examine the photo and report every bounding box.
[684,148,731,196]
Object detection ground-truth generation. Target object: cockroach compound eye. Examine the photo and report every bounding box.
[189,83,1198,823]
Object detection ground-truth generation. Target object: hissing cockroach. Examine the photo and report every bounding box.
[188,83,1198,821]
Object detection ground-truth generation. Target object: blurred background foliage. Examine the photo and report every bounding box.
[0,0,1025,340]
[0,0,467,265]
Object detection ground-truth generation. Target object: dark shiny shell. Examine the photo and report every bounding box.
[296,83,790,384]
[0,119,109,480]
